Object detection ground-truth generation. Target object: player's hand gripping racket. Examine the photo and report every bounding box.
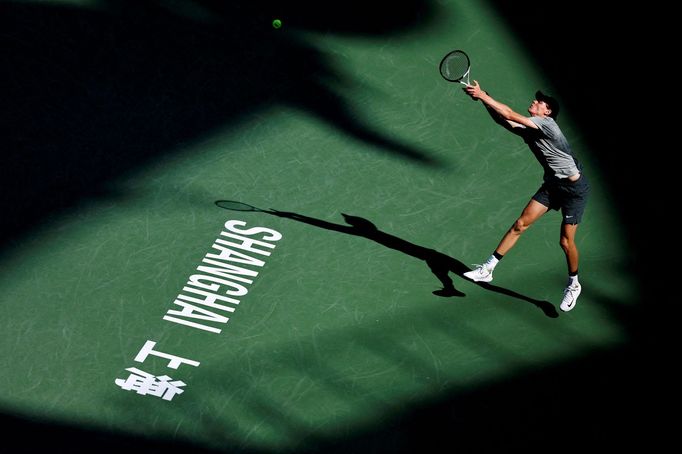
[439,50,471,86]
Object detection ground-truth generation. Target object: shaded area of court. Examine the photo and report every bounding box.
[0,333,649,452]
[1,0,437,255]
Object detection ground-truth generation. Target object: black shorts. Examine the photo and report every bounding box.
[532,174,590,224]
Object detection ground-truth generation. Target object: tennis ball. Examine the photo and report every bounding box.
[272,19,282,29]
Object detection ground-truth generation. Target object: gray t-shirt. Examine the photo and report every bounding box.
[523,116,581,181]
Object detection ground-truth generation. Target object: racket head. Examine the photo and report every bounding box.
[439,50,470,83]
[215,200,262,212]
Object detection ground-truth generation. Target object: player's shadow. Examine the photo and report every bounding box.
[252,207,558,318]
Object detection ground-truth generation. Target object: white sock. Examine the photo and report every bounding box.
[484,255,499,270]
[568,275,579,287]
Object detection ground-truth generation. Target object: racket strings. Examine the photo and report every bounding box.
[440,51,470,82]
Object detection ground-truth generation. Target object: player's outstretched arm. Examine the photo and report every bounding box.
[464,81,537,130]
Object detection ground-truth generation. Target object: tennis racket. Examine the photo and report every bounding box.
[215,200,272,213]
[439,49,471,86]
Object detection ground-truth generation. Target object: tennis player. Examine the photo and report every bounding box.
[461,81,589,312]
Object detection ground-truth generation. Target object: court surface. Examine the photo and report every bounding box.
[1,0,651,451]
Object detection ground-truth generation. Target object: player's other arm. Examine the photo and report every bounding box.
[482,105,525,133]
[464,81,538,130]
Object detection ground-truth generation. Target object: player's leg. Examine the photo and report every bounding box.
[560,222,579,274]
[558,176,589,312]
[464,198,548,282]
[495,198,549,255]
[559,222,582,312]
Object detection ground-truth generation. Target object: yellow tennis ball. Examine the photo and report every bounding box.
[272,19,282,29]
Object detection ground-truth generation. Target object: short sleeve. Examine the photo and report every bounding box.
[529,116,558,140]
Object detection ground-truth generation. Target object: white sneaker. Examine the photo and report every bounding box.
[560,283,582,312]
[463,264,494,283]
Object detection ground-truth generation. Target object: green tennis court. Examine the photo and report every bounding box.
[1,0,653,451]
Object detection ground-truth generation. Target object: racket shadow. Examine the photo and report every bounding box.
[219,204,558,318]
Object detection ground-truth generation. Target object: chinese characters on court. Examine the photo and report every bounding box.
[115,220,283,401]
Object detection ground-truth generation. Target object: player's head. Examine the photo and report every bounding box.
[530,90,560,119]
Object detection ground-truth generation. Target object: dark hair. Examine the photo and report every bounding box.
[535,90,560,119]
